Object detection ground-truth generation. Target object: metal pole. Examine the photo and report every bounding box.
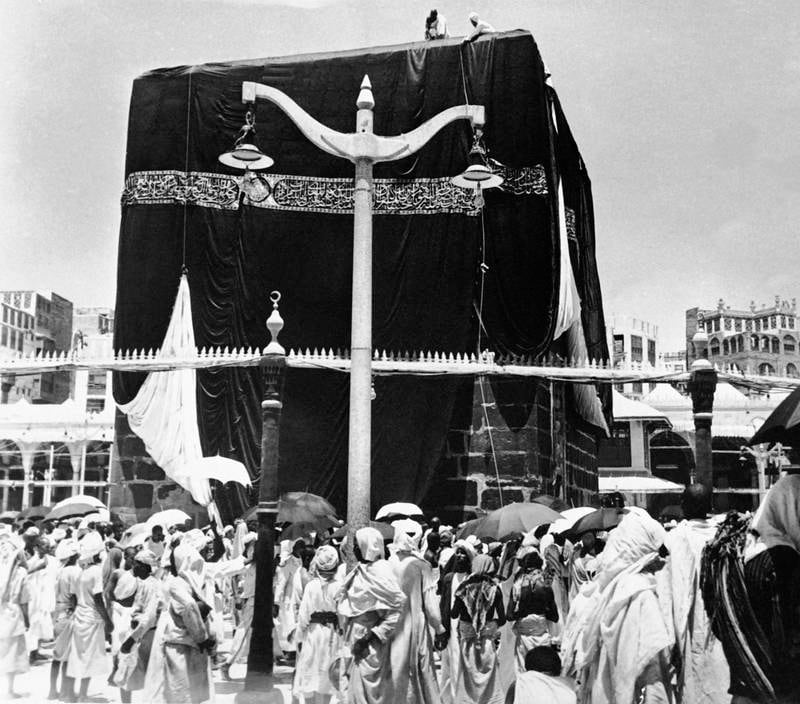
[79,442,87,494]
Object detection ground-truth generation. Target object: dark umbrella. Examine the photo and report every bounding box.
[16,505,52,522]
[531,494,571,513]
[463,502,563,541]
[659,505,684,521]
[242,491,338,526]
[566,507,625,539]
[749,386,800,446]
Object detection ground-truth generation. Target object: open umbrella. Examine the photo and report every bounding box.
[659,505,684,521]
[530,495,571,513]
[242,491,338,531]
[749,386,800,446]
[120,522,151,549]
[547,506,596,535]
[195,456,252,487]
[0,510,18,523]
[52,494,106,511]
[566,507,625,539]
[456,517,484,540]
[146,509,192,530]
[462,502,563,541]
[282,516,340,542]
[374,502,424,522]
[16,505,52,523]
[45,501,105,522]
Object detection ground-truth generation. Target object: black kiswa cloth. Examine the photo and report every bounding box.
[113,31,603,520]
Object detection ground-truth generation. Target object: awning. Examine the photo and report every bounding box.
[612,390,671,424]
[599,475,685,494]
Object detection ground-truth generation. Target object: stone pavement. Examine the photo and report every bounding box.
[11,659,295,704]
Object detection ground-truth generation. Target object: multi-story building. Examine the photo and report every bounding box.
[686,297,799,376]
[72,308,114,414]
[0,290,74,402]
[0,299,36,402]
[606,314,659,399]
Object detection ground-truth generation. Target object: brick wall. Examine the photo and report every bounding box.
[420,378,601,525]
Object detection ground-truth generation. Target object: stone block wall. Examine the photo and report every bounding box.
[420,378,601,525]
[111,377,602,525]
[109,410,203,524]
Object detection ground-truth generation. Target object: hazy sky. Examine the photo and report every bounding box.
[2,0,799,350]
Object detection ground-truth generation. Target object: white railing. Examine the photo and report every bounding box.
[0,347,797,390]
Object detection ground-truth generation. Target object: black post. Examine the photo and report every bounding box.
[687,331,717,505]
[241,293,285,700]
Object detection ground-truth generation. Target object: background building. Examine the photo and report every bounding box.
[0,290,73,403]
[686,296,799,376]
[0,301,115,511]
[606,314,659,399]
[0,298,36,402]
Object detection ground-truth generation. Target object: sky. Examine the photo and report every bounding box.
[1,0,799,350]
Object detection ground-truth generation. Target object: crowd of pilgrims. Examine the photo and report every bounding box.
[1,478,800,703]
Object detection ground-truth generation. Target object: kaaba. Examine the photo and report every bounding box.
[112,30,609,522]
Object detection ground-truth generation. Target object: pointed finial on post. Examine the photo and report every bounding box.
[264,291,285,356]
[356,75,375,110]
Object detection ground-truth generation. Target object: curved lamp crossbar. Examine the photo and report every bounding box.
[242,79,485,164]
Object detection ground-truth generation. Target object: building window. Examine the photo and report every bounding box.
[746,319,752,332]
[759,362,775,375]
[713,319,720,332]
[723,339,730,355]
[9,330,15,349]
[772,338,780,354]
[87,371,106,396]
[724,318,732,331]
[784,336,796,354]
[631,335,643,362]
[16,335,22,352]
[86,398,105,413]
[790,318,796,330]
[0,326,6,346]
[770,315,777,328]
[710,339,720,356]
[612,335,625,366]
[647,339,656,366]
[632,381,643,395]
[1,307,6,324]
[735,319,742,331]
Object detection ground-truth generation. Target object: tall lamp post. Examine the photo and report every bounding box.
[242,292,286,698]
[687,329,718,503]
[220,76,495,533]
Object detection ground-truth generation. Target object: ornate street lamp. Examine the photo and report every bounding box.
[220,75,496,533]
[220,76,499,692]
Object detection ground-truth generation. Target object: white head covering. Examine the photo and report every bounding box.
[752,473,800,554]
[51,528,67,543]
[314,545,340,573]
[55,538,79,561]
[593,511,666,589]
[454,538,477,561]
[469,12,479,22]
[172,541,206,596]
[356,527,385,563]
[24,526,40,538]
[392,519,423,554]
[438,546,455,569]
[134,548,159,568]
[78,531,105,562]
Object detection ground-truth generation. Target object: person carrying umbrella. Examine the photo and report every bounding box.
[450,554,506,704]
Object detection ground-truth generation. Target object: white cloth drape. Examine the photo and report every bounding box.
[117,274,212,506]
